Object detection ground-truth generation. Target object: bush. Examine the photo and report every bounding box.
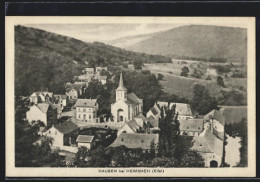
[180,66,189,77]
[217,76,225,87]
[157,73,164,80]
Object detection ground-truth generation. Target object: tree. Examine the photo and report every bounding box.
[217,76,225,87]
[100,69,110,76]
[180,66,189,77]
[133,59,143,70]
[192,68,203,79]
[191,84,217,115]
[179,151,204,167]
[157,73,164,80]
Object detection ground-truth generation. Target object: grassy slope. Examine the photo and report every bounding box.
[15,25,171,95]
[111,25,247,62]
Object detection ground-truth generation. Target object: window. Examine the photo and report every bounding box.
[78,114,81,119]
[49,130,51,134]
[55,131,57,135]
[187,126,189,129]
[83,108,86,112]
[89,115,91,119]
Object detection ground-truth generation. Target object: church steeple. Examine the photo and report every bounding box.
[116,72,127,101]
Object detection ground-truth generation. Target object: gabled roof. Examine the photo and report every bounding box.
[75,99,97,108]
[192,130,223,157]
[179,119,204,132]
[54,120,78,134]
[126,93,142,106]
[36,103,50,113]
[157,102,194,116]
[126,119,141,132]
[204,109,225,125]
[147,115,159,128]
[53,94,67,100]
[219,106,247,124]
[109,133,159,150]
[76,135,94,143]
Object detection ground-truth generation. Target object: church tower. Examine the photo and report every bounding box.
[116,72,127,102]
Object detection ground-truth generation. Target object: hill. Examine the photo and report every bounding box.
[109,25,247,62]
[15,25,171,96]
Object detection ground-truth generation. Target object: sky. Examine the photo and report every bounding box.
[25,23,246,43]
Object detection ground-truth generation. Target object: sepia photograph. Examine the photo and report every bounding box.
[5,16,255,177]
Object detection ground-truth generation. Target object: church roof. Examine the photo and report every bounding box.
[75,99,97,108]
[116,72,127,91]
[126,93,142,106]
[109,133,159,150]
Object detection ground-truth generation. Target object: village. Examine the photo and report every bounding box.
[24,65,234,168]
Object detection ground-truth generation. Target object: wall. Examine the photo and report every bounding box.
[78,142,91,149]
[26,106,47,126]
[45,127,64,147]
[111,99,129,122]
[76,106,97,122]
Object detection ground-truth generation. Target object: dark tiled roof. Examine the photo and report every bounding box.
[204,109,225,125]
[157,102,194,116]
[110,133,159,150]
[147,115,159,128]
[76,135,94,143]
[179,119,204,132]
[75,99,97,107]
[151,107,158,116]
[54,120,78,134]
[126,119,140,132]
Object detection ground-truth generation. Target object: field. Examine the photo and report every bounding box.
[128,61,247,100]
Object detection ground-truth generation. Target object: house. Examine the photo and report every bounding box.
[109,133,159,151]
[76,135,95,149]
[146,103,161,119]
[191,130,224,167]
[83,68,95,75]
[96,67,107,73]
[156,102,198,120]
[53,94,68,107]
[204,109,225,140]
[29,91,53,104]
[65,82,85,99]
[179,118,204,136]
[78,74,93,82]
[75,99,99,122]
[45,120,79,147]
[26,103,57,128]
[111,72,143,123]
[94,74,107,85]
[146,115,160,132]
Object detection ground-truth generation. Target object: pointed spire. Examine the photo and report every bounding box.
[116,71,127,91]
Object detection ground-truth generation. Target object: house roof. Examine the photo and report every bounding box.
[109,133,159,150]
[31,91,53,98]
[126,93,142,105]
[76,135,94,143]
[147,115,159,128]
[179,118,204,132]
[204,109,225,125]
[36,103,50,113]
[54,120,78,134]
[219,106,247,124]
[85,68,94,72]
[74,99,97,108]
[192,130,223,157]
[157,102,194,116]
[94,74,107,81]
[126,119,141,132]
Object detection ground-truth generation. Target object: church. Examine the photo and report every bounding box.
[111,72,143,122]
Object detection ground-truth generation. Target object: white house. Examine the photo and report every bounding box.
[76,135,95,149]
[111,72,143,123]
[29,91,53,104]
[26,103,49,126]
[94,74,107,85]
[66,88,78,100]
[75,99,99,122]
[146,103,161,120]
[156,102,198,120]
[53,94,68,107]
[45,120,79,147]
[83,68,95,75]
